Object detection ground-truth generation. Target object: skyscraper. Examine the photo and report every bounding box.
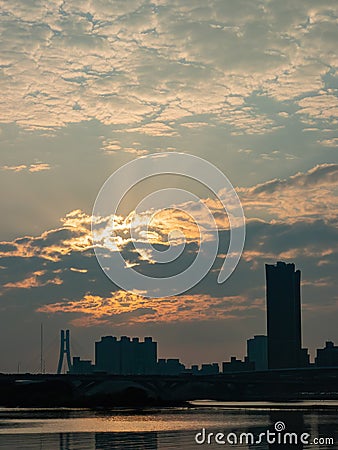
[266,261,308,369]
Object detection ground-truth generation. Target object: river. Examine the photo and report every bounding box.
[0,401,337,449]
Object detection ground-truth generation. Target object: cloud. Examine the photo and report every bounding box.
[124,122,179,137]
[69,267,88,274]
[257,150,298,161]
[0,209,92,262]
[180,121,211,129]
[1,165,27,172]
[4,271,62,289]
[317,138,338,147]
[101,138,149,156]
[1,0,338,372]
[1,163,52,173]
[37,290,256,326]
[0,164,338,329]
[297,94,338,124]
[0,0,336,136]
[239,163,338,223]
[0,164,337,267]
[28,163,51,173]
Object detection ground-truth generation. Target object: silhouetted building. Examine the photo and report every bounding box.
[191,365,199,375]
[266,262,309,369]
[184,363,219,375]
[95,336,157,374]
[70,356,94,374]
[247,335,268,371]
[157,358,185,375]
[315,341,338,367]
[95,336,119,373]
[200,363,219,375]
[222,356,254,373]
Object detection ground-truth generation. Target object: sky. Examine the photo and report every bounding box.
[0,0,338,373]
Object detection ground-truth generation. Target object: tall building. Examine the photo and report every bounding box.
[266,262,309,369]
[95,336,120,373]
[95,336,157,375]
[247,335,268,371]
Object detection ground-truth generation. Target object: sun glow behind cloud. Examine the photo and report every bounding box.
[0,164,337,324]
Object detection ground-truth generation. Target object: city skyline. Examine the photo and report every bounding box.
[0,0,338,373]
[36,261,338,375]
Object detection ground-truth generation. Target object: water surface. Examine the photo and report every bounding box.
[0,401,336,449]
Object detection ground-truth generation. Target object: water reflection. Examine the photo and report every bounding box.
[0,404,336,449]
[269,411,304,449]
[95,432,158,449]
[59,433,70,450]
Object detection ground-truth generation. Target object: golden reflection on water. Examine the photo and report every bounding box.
[0,402,337,450]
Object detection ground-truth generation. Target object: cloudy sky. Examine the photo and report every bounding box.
[0,0,337,372]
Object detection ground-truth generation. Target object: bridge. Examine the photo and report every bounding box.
[0,367,338,407]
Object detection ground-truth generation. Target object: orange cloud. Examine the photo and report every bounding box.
[28,163,51,173]
[1,163,51,173]
[1,165,27,172]
[0,210,93,262]
[4,271,62,289]
[69,267,88,273]
[1,164,337,270]
[37,290,261,326]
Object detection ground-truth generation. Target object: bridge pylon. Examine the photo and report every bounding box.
[57,329,72,374]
